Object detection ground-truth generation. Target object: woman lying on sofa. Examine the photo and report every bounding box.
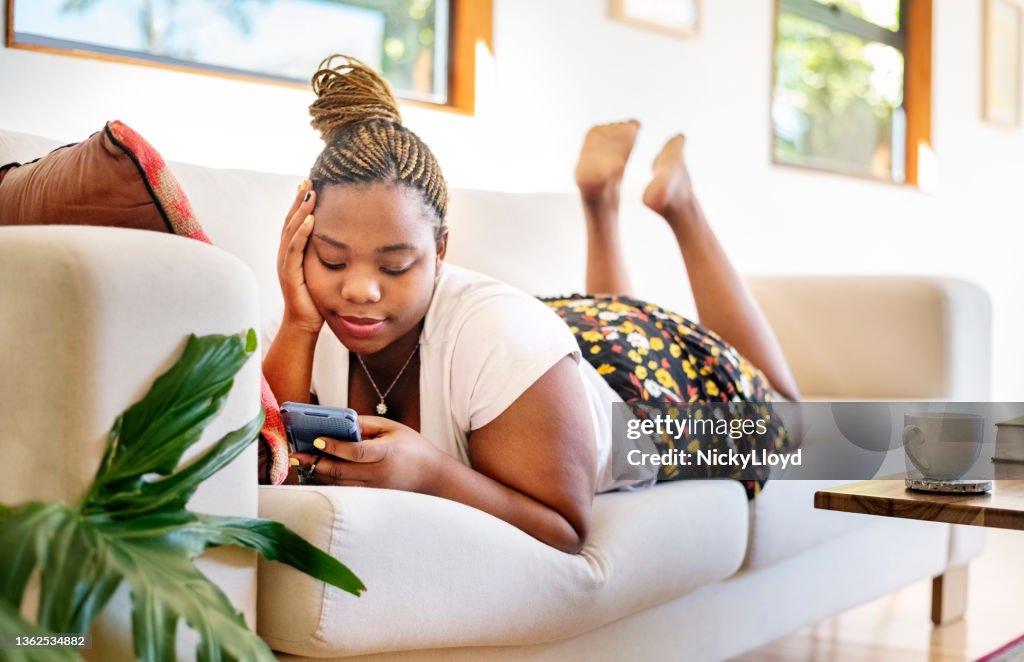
[264,55,800,554]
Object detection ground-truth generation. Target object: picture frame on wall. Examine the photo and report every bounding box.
[609,0,700,39]
[983,0,1022,127]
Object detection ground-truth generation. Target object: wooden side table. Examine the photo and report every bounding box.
[814,479,1024,625]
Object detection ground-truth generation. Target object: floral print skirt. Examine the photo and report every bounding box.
[539,294,792,499]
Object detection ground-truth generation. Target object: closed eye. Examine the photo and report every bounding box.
[319,259,345,270]
[381,265,413,276]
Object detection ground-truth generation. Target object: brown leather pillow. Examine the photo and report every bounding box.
[0,121,197,235]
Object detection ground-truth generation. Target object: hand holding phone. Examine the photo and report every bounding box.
[280,402,361,454]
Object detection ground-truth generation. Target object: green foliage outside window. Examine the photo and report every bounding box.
[814,0,900,30]
[25,1,449,103]
[773,1,906,182]
[340,0,445,101]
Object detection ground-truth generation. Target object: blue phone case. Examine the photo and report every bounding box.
[280,402,361,454]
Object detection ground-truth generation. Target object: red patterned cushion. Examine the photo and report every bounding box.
[104,121,207,239]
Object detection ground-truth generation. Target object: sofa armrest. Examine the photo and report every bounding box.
[0,226,262,648]
[746,276,991,400]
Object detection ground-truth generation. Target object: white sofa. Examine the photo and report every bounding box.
[0,127,992,661]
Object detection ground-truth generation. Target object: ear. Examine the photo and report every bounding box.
[435,229,448,263]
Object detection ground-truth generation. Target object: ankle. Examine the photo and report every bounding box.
[579,180,622,215]
[662,198,707,237]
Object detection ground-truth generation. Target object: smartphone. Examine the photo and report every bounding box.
[280,402,362,454]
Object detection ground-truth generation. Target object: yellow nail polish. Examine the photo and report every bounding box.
[298,180,306,192]
[313,438,326,450]
[289,457,300,466]
[304,214,314,225]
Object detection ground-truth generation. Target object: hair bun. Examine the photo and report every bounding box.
[309,54,402,143]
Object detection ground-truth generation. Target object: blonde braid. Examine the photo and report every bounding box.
[308,55,448,236]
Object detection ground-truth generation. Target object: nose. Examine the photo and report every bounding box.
[341,271,381,304]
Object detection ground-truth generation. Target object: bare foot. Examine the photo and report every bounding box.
[642,134,700,229]
[575,120,640,204]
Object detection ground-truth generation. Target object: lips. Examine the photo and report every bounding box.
[337,315,386,339]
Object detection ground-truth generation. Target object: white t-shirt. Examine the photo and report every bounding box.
[310,263,645,493]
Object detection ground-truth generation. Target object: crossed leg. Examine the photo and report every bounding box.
[573,122,801,401]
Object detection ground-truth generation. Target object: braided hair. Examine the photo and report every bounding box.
[308,54,448,241]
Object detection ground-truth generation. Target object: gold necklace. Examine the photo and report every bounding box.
[355,342,420,415]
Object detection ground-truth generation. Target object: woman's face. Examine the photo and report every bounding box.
[304,183,445,357]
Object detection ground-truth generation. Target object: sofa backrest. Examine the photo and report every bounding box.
[747,276,991,400]
[0,127,992,400]
[169,161,294,342]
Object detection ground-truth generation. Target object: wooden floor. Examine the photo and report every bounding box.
[734,528,1024,661]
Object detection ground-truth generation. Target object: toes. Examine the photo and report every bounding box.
[653,134,687,166]
[586,119,641,133]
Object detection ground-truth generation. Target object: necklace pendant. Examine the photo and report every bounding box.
[356,343,418,420]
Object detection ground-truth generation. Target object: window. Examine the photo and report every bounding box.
[6,0,491,113]
[771,0,932,185]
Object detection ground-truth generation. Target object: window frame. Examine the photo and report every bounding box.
[3,0,492,116]
[769,0,932,187]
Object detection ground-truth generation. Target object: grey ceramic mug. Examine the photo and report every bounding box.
[902,412,985,480]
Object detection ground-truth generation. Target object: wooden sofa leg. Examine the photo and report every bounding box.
[931,564,968,625]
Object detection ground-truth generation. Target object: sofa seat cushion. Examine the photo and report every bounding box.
[257,479,748,657]
[742,479,878,571]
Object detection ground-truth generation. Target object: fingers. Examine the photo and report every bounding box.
[279,203,315,286]
[317,457,371,486]
[279,184,317,268]
[285,456,302,484]
[283,180,315,235]
[284,213,315,273]
[290,452,371,486]
[357,415,402,437]
[313,436,388,463]
[275,182,324,332]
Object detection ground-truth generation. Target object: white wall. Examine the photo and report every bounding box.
[1,0,1021,399]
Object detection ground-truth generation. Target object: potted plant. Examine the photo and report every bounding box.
[0,330,363,660]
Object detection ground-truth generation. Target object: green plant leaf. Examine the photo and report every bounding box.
[93,411,266,519]
[1,330,364,661]
[87,333,254,502]
[37,514,122,634]
[103,536,271,661]
[18,509,272,660]
[0,503,69,607]
[182,516,366,596]
[0,599,82,662]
